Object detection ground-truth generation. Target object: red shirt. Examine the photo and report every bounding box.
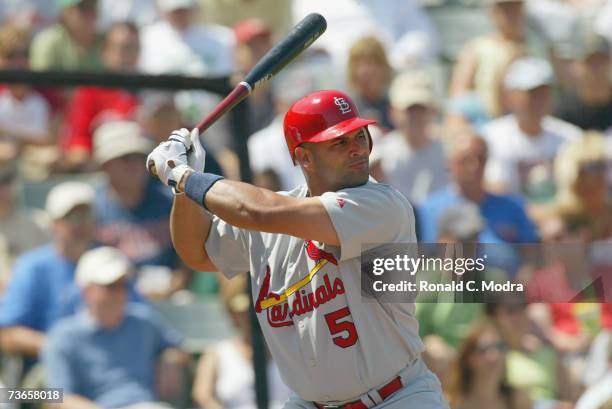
[60,87,139,152]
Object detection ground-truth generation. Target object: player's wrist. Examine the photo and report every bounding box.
[176,169,195,193]
[183,171,224,210]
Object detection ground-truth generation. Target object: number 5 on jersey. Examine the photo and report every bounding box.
[324,307,359,348]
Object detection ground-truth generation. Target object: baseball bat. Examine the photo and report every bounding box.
[149,13,327,176]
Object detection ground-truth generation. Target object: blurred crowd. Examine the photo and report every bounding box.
[0,0,611,408]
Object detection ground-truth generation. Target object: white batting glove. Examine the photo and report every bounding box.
[146,131,194,191]
[188,128,206,172]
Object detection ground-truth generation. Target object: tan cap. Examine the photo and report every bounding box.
[389,71,436,110]
[76,246,131,287]
[45,181,95,220]
[93,121,153,165]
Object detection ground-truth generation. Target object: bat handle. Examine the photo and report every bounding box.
[195,82,252,133]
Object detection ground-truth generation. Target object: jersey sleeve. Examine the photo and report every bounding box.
[318,183,417,261]
[204,216,251,278]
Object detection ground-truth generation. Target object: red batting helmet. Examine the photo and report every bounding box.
[283,90,377,164]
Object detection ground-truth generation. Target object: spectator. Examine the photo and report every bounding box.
[0,0,59,32]
[0,23,52,162]
[0,163,50,291]
[197,0,293,38]
[97,0,158,31]
[29,0,103,71]
[139,92,183,145]
[418,128,539,244]
[293,0,439,81]
[450,0,549,118]
[0,181,95,358]
[233,18,275,133]
[374,71,450,206]
[576,334,611,409]
[139,0,235,149]
[59,21,141,171]
[91,121,191,299]
[346,36,393,131]
[193,276,292,409]
[43,246,188,409]
[139,0,234,76]
[446,318,532,409]
[415,204,485,386]
[554,131,612,240]
[554,32,612,133]
[482,57,581,196]
[486,302,576,406]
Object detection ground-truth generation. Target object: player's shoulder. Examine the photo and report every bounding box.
[335,179,414,209]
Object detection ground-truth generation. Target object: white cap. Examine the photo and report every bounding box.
[46,181,95,220]
[93,121,153,165]
[504,58,553,91]
[76,246,132,287]
[158,0,195,12]
[389,71,436,110]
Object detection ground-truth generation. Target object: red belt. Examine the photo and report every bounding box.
[313,376,403,409]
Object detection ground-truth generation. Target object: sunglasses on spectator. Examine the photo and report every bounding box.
[475,341,507,354]
[62,207,94,224]
[104,278,128,291]
[580,161,607,173]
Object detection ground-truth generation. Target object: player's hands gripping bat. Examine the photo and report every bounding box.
[147,13,327,177]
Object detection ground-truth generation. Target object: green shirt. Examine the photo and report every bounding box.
[30,24,104,72]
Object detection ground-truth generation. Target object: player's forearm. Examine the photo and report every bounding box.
[204,179,296,232]
[0,326,45,356]
[170,194,215,271]
[179,172,339,245]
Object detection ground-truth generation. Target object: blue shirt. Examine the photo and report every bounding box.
[43,304,183,409]
[94,179,178,269]
[0,245,76,331]
[0,244,144,331]
[418,186,539,243]
[418,187,539,277]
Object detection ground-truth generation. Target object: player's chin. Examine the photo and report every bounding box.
[341,169,369,189]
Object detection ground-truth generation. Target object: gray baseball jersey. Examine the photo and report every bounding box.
[205,179,423,402]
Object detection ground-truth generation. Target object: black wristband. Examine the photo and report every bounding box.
[184,172,224,210]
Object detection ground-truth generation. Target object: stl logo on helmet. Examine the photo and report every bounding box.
[333,97,352,115]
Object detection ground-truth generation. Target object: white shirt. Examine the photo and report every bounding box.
[377,131,450,206]
[139,20,235,76]
[576,371,612,409]
[98,0,159,31]
[293,0,439,79]
[205,181,423,402]
[595,0,612,45]
[215,339,292,409]
[482,115,582,193]
[0,89,49,141]
[247,116,305,191]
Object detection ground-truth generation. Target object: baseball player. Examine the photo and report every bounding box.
[147,90,449,409]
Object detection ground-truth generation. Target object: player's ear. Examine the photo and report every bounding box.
[295,146,312,169]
